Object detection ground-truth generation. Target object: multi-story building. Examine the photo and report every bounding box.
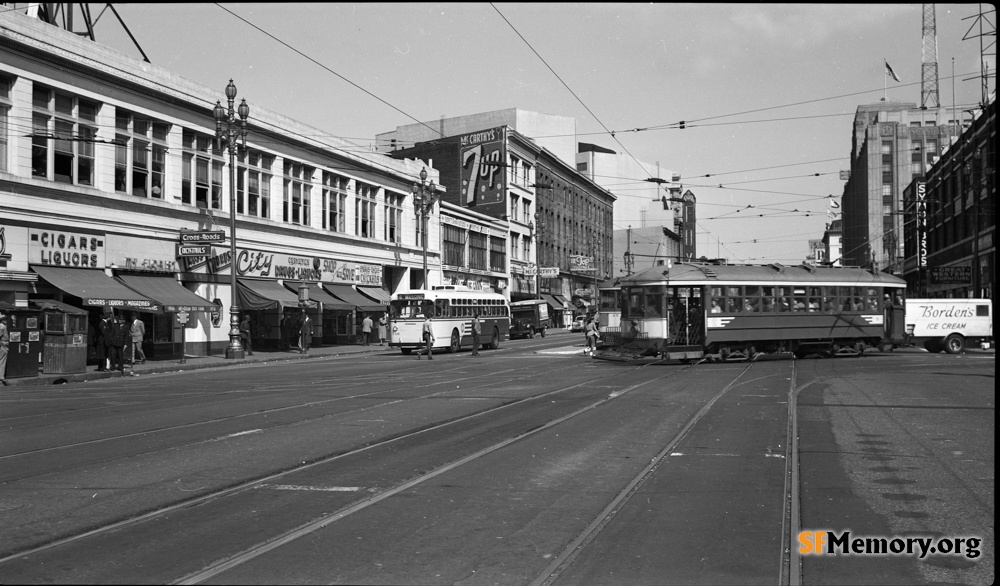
[380,111,616,323]
[0,11,443,360]
[841,100,965,271]
[902,98,995,299]
[614,225,683,278]
[821,219,843,267]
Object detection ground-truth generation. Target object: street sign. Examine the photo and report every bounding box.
[177,244,211,257]
[179,230,226,244]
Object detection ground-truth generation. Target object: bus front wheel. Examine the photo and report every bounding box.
[488,327,501,350]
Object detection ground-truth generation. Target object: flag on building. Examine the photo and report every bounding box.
[884,60,900,83]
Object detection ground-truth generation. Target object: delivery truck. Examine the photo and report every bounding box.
[904,298,992,353]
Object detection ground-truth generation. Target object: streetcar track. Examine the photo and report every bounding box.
[0,359,659,566]
[0,361,582,463]
[528,357,769,586]
[172,360,686,585]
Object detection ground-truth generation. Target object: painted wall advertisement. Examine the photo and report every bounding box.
[459,127,506,216]
[181,248,382,285]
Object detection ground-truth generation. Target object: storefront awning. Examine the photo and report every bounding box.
[238,278,317,311]
[357,286,390,305]
[553,294,569,307]
[323,284,384,314]
[31,266,158,310]
[283,282,353,311]
[117,274,218,313]
[30,298,88,315]
[540,293,562,310]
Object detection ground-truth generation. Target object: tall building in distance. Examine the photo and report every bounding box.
[841,101,965,270]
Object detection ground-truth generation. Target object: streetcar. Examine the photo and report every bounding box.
[388,287,511,355]
[601,261,907,361]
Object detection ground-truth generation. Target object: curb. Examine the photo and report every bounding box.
[3,346,382,388]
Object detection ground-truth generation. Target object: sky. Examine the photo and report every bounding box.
[84,3,995,264]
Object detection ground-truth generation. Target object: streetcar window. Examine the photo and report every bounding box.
[866,289,880,311]
[645,289,663,318]
[626,289,645,318]
[790,288,807,311]
[807,287,822,312]
[744,287,761,313]
[776,287,791,312]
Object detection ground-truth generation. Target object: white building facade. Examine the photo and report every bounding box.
[1,11,442,359]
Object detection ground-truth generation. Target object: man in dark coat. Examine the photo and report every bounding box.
[110,315,128,372]
[96,310,113,371]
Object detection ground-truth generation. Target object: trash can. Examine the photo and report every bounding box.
[2,306,42,379]
[33,300,89,374]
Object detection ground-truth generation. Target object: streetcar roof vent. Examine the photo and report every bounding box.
[700,267,717,278]
[768,263,785,273]
[801,261,817,273]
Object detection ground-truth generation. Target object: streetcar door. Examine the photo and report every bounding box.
[886,291,906,344]
[668,287,704,346]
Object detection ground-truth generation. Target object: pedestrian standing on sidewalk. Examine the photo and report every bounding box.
[0,310,9,386]
[110,314,128,373]
[97,308,113,371]
[470,313,481,357]
[299,310,313,354]
[378,313,387,346]
[130,313,146,365]
[240,315,253,355]
[418,315,434,360]
[361,313,373,346]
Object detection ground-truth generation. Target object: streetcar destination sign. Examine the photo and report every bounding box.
[177,244,211,257]
[179,230,226,243]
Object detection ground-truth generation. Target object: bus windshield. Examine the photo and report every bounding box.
[389,299,436,319]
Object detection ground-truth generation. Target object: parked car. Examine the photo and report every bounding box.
[570,315,587,332]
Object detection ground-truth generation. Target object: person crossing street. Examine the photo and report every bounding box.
[470,313,481,357]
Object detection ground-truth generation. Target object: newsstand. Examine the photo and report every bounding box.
[32,300,89,374]
[1,304,42,379]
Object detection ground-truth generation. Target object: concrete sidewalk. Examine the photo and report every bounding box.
[3,342,391,387]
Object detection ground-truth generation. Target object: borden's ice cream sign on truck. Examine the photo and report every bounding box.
[905,299,993,354]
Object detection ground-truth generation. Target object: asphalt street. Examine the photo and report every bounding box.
[0,330,992,585]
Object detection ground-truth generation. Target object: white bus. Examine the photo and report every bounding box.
[388,288,511,355]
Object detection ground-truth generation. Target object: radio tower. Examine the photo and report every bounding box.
[921,4,941,109]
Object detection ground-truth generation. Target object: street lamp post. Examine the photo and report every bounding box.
[214,79,250,359]
[411,167,438,289]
